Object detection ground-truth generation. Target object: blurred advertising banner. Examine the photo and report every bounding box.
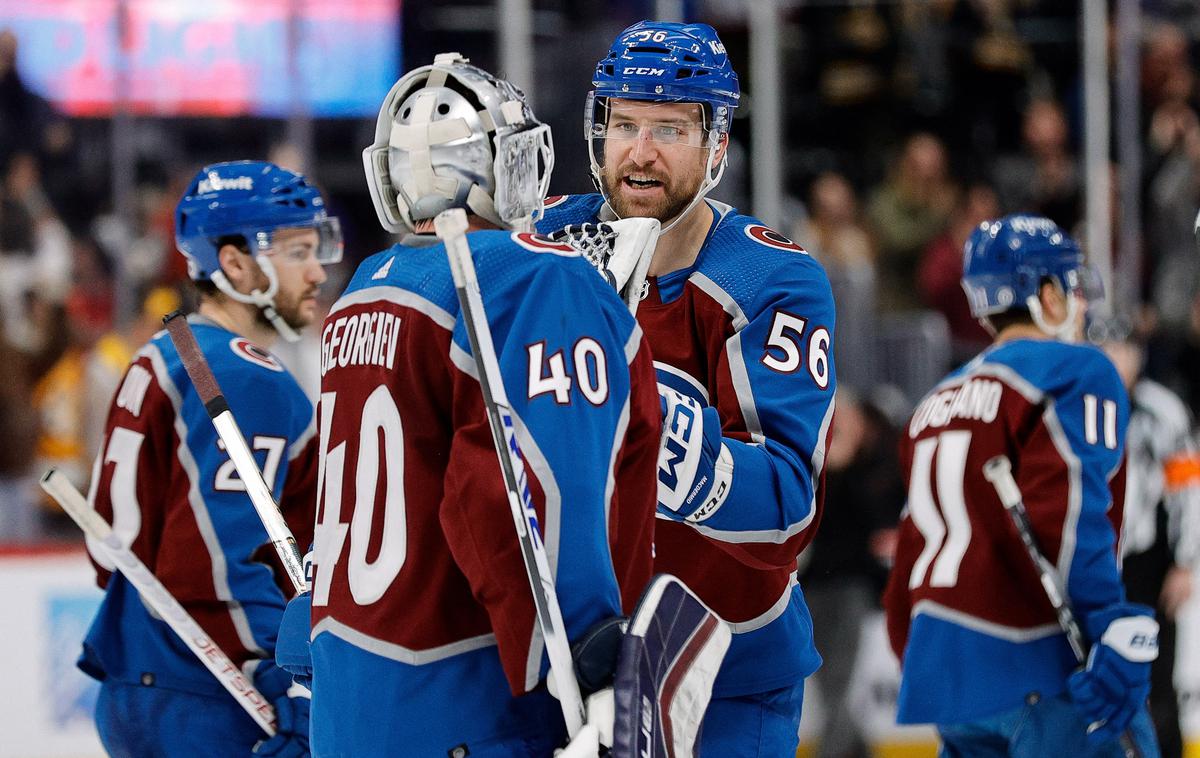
[0,0,400,117]
[0,548,102,758]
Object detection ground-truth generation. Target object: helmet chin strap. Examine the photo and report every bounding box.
[1026,290,1082,342]
[209,255,301,343]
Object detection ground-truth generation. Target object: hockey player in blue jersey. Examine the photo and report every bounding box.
[79,161,340,757]
[883,215,1161,757]
[275,54,664,756]
[536,21,837,757]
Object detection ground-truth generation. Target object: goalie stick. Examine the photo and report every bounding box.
[40,469,277,736]
[982,455,1141,758]
[433,208,587,738]
[162,312,307,596]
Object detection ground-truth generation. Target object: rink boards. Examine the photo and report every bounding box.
[1,548,1197,758]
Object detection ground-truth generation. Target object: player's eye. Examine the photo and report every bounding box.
[651,125,683,144]
[609,122,639,138]
[278,245,316,263]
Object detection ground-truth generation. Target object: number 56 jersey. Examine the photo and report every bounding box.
[883,339,1130,726]
[309,231,660,755]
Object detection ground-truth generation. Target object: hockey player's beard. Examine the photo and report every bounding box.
[601,164,698,225]
[257,286,320,331]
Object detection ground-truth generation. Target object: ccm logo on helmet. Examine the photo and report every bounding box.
[744,225,806,253]
[623,67,666,76]
[229,338,284,372]
[198,174,254,194]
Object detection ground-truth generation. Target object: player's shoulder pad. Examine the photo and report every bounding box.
[988,340,1123,401]
[535,193,606,233]
[163,321,309,409]
[698,205,833,318]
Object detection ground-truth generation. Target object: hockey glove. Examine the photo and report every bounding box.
[657,387,733,523]
[252,688,311,757]
[1066,602,1158,743]
[549,218,660,313]
[276,591,313,690]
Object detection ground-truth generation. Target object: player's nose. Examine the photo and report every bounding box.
[629,128,658,165]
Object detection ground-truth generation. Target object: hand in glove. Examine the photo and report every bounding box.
[657,387,733,523]
[252,690,311,757]
[1066,603,1158,743]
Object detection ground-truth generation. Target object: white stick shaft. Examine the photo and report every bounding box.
[434,209,587,737]
[212,412,307,594]
[162,313,307,596]
[40,469,277,736]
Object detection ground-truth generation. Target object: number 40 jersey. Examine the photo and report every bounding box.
[884,338,1130,726]
[309,231,660,756]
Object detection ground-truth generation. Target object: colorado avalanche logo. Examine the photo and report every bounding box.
[542,195,569,209]
[512,232,577,255]
[744,224,806,253]
[229,337,284,372]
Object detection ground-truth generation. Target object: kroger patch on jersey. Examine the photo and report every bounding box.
[908,378,1003,437]
[197,173,254,193]
[320,310,402,375]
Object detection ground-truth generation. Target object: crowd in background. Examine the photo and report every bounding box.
[4,2,1200,755]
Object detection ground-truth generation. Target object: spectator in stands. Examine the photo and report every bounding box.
[800,390,905,758]
[1142,22,1200,329]
[918,183,998,364]
[866,133,956,311]
[800,171,877,387]
[991,97,1081,230]
[0,313,39,541]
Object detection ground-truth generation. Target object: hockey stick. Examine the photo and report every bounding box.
[40,469,277,736]
[434,208,588,738]
[982,455,1141,758]
[162,312,306,596]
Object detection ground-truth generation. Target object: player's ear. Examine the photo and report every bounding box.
[714,133,729,165]
[217,243,255,291]
[1038,279,1068,324]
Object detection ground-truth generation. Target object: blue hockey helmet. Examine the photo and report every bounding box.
[587,21,740,231]
[175,161,342,280]
[175,161,342,340]
[961,214,1102,336]
[591,21,740,132]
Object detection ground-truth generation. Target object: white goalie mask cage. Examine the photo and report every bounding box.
[363,52,555,235]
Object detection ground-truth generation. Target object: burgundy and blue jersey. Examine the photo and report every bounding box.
[884,339,1130,725]
[539,194,837,696]
[80,316,319,704]
[308,230,660,755]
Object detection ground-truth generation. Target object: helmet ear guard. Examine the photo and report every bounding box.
[363,53,554,235]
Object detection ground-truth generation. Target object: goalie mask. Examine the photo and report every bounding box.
[363,53,554,235]
[175,161,343,342]
[587,21,740,232]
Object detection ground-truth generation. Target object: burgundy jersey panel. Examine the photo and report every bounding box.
[313,298,497,655]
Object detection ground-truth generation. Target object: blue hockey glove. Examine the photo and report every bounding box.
[656,388,733,523]
[252,690,311,757]
[1066,602,1158,743]
[276,591,313,690]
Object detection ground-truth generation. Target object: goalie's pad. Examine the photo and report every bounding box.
[612,574,730,758]
[549,218,660,314]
